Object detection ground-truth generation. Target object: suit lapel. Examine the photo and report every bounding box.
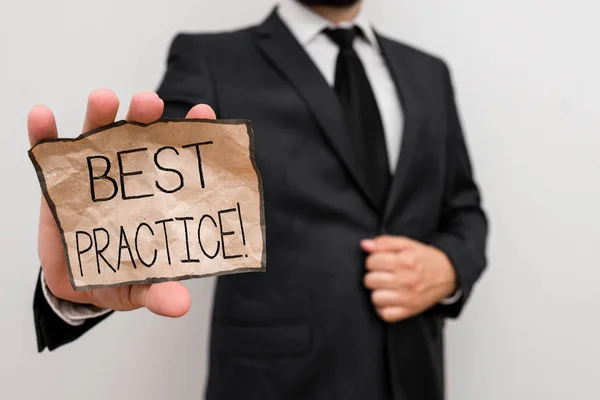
[377,33,426,225]
[256,10,379,211]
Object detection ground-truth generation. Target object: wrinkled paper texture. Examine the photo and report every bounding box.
[29,119,266,290]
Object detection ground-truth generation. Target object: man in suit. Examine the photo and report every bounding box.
[28,0,488,399]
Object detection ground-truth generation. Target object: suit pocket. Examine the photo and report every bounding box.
[212,322,312,357]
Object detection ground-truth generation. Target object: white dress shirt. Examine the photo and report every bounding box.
[278,0,404,172]
[43,0,457,326]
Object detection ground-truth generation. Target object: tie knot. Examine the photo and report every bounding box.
[324,27,360,50]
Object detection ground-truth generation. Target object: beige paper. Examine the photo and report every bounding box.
[29,119,266,290]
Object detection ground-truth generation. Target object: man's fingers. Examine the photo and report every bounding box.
[27,106,58,146]
[361,235,418,253]
[132,282,192,318]
[186,104,217,119]
[83,89,120,133]
[126,91,164,123]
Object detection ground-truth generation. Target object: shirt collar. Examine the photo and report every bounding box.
[277,0,379,51]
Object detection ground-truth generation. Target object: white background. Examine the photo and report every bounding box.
[1,0,599,399]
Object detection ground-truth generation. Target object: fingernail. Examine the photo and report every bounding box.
[361,239,375,249]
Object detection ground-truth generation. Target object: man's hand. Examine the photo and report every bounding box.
[361,235,457,323]
[28,89,216,317]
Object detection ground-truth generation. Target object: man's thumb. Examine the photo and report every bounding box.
[131,282,191,318]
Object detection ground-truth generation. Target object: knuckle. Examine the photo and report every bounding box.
[382,274,394,288]
[375,253,391,268]
[407,275,421,291]
[414,281,425,295]
[365,255,377,270]
[50,285,71,301]
[127,286,143,309]
[46,279,74,302]
[404,255,419,269]
[392,253,404,269]
[118,286,135,310]
[391,275,402,290]
[409,282,425,299]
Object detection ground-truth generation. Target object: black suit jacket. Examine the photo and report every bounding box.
[33,9,488,400]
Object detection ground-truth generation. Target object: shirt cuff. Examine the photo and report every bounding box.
[40,272,111,327]
[439,289,463,305]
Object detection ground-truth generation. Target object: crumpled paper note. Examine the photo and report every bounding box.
[29,119,266,290]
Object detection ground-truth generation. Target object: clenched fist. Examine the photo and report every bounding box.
[361,235,458,323]
[28,89,216,317]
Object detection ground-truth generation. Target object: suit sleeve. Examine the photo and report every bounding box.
[156,34,217,118]
[34,271,113,352]
[427,63,489,319]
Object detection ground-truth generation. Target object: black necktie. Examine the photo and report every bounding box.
[325,27,391,212]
